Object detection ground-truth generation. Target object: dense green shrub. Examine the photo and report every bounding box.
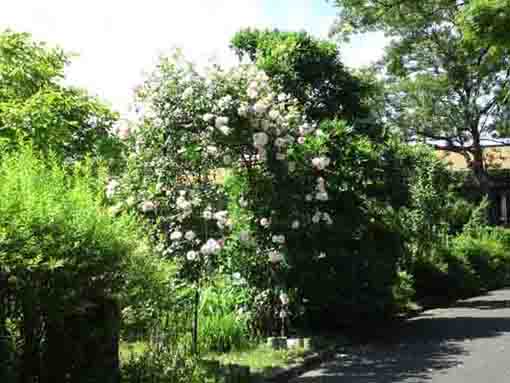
[412,247,481,304]
[0,145,141,382]
[452,232,510,291]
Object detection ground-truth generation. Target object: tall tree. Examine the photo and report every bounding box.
[460,0,510,49]
[230,29,383,138]
[0,30,119,162]
[332,0,510,199]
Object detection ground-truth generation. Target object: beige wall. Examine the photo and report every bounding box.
[437,147,510,170]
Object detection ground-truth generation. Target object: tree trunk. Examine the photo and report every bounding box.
[20,282,41,383]
[471,143,496,223]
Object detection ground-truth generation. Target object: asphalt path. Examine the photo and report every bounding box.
[292,289,510,383]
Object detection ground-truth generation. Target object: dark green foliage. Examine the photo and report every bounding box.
[230,29,381,137]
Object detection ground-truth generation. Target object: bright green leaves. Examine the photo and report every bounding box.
[0,30,119,163]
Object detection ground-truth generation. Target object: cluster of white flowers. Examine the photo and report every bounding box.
[186,250,198,261]
[106,179,119,200]
[135,58,342,273]
[315,177,329,201]
[312,211,333,225]
[141,200,156,213]
[176,192,193,220]
[260,217,270,228]
[214,210,230,229]
[200,238,222,256]
[312,156,331,171]
[268,250,284,264]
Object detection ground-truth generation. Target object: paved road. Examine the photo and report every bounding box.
[292,289,510,383]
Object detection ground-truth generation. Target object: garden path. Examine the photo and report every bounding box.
[292,288,510,383]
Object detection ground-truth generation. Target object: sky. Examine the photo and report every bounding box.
[0,0,387,116]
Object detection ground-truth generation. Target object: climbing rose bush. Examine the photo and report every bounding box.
[111,50,339,317]
[112,50,408,332]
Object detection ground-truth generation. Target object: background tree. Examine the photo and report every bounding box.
[332,0,510,200]
[460,0,510,49]
[230,29,383,138]
[0,30,119,163]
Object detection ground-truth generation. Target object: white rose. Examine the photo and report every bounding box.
[215,116,229,129]
[253,132,269,148]
[117,124,131,140]
[106,179,119,199]
[311,156,331,170]
[269,109,280,120]
[218,125,231,135]
[203,113,215,122]
[141,200,156,213]
[312,212,321,223]
[247,87,258,99]
[297,136,305,145]
[291,220,300,230]
[254,101,268,114]
[305,194,313,202]
[186,250,198,261]
[279,292,290,305]
[316,192,329,201]
[200,239,222,256]
[170,231,183,241]
[185,231,196,241]
[260,218,270,228]
[322,212,333,225]
[268,250,284,264]
[238,103,249,117]
[206,145,218,155]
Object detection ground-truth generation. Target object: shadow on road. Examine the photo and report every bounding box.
[294,298,510,382]
[451,299,510,310]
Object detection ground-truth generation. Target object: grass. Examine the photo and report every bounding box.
[207,343,307,372]
[120,341,148,363]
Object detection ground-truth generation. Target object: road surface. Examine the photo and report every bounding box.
[293,289,510,383]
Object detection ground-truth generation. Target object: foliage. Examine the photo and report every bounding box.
[198,278,252,352]
[332,0,510,198]
[0,30,121,163]
[121,345,210,383]
[460,0,510,49]
[0,145,141,382]
[209,343,306,373]
[230,29,381,136]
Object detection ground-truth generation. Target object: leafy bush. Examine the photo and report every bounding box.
[0,145,141,382]
[198,278,252,352]
[452,232,510,291]
[412,246,480,304]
